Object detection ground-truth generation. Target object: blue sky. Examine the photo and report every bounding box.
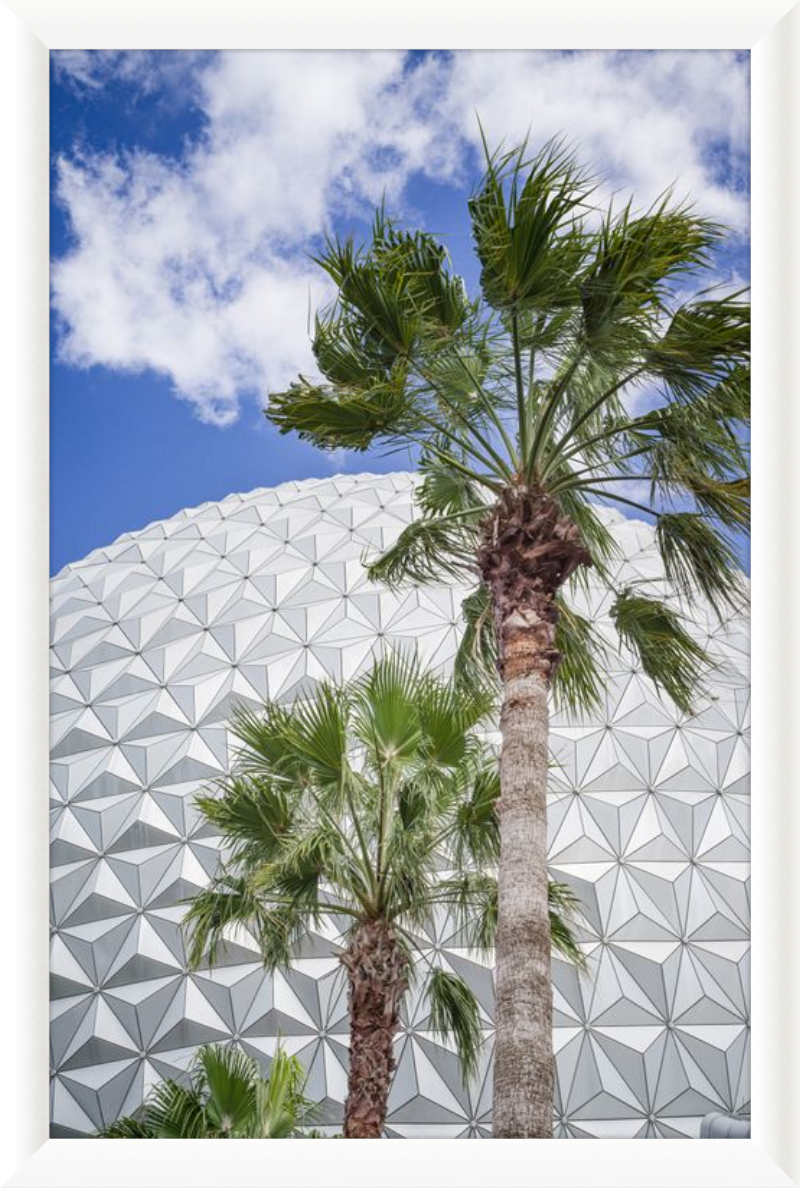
[50,50,750,575]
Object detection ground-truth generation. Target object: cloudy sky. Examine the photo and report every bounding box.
[50,49,750,573]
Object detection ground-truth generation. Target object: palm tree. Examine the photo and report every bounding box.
[266,139,750,1137]
[99,1043,311,1138]
[182,655,584,1138]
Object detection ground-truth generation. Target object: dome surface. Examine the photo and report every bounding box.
[49,472,750,1138]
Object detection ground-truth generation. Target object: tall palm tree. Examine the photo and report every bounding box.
[266,139,750,1137]
[100,1043,311,1138]
[182,655,584,1138]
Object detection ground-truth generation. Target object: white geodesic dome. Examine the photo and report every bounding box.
[50,472,750,1138]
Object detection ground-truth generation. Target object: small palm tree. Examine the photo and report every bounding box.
[182,655,584,1138]
[266,138,750,1136]
[99,1044,311,1138]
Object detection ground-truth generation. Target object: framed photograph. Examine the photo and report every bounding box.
[1,1,797,1185]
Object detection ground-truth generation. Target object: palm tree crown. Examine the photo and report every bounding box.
[183,655,583,1136]
[268,137,749,711]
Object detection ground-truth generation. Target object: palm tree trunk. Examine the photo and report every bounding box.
[341,918,408,1138]
[494,647,554,1137]
[478,488,591,1138]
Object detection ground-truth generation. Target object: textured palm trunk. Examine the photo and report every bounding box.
[341,918,408,1138]
[493,655,554,1137]
[478,488,591,1139]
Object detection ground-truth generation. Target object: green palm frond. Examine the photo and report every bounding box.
[182,876,306,971]
[453,584,498,693]
[230,700,300,778]
[705,363,750,423]
[248,1049,312,1139]
[469,135,595,313]
[97,1116,152,1138]
[552,596,607,715]
[182,874,263,969]
[452,764,501,868]
[686,474,750,533]
[432,872,498,952]
[610,588,709,714]
[416,445,487,516]
[581,195,723,358]
[657,512,747,615]
[268,374,417,452]
[194,776,292,865]
[548,880,587,967]
[365,511,480,588]
[426,967,483,1083]
[143,1078,208,1139]
[199,1044,259,1135]
[278,683,350,787]
[646,293,750,402]
[352,652,425,766]
[414,672,493,768]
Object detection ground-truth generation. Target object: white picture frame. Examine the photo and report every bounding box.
[1,1,797,1184]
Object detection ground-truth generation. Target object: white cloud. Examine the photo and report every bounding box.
[52,50,211,95]
[52,50,749,426]
[442,51,750,229]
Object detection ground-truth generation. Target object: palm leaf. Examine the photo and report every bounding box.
[610,588,710,714]
[97,1116,153,1138]
[144,1079,208,1138]
[469,136,595,312]
[366,513,479,588]
[453,584,498,693]
[452,764,501,868]
[198,1045,258,1135]
[249,1049,312,1138]
[552,596,607,715]
[657,512,747,615]
[426,967,483,1083]
[268,375,416,452]
[547,880,587,967]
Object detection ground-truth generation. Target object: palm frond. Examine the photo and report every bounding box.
[686,474,750,534]
[268,374,417,452]
[416,444,486,516]
[98,1044,310,1139]
[453,584,499,694]
[182,874,262,969]
[414,672,493,769]
[581,194,723,359]
[552,489,619,579]
[194,776,292,865]
[432,872,498,953]
[657,512,748,615]
[552,596,607,715]
[646,293,750,402]
[426,967,483,1083]
[610,588,710,714]
[452,764,501,868]
[144,1078,208,1138]
[469,136,595,313]
[248,1049,312,1139]
[352,652,424,767]
[182,877,305,972]
[198,1045,258,1135]
[366,512,479,588]
[279,683,350,787]
[97,1116,153,1138]
[548,880,587,968]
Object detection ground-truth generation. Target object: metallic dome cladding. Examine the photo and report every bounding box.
[50,472,750,1138]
